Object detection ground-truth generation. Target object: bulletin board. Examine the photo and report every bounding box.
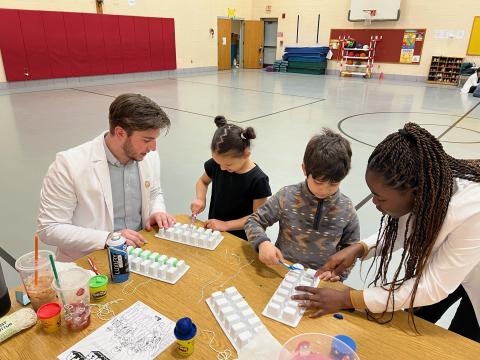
[329,28,426,64]
[467,16,480,55]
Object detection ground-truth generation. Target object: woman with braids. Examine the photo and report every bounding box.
[292,123,480,341]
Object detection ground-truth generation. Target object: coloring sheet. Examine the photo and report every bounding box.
[58,301,176,360]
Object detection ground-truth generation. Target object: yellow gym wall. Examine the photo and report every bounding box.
[251,0,480,77]
[0,0,479,82]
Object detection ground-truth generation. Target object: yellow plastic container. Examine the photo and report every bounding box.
[174,317,197,357]
[37,302,61,333]
[89,275,108,302]
[176,338,195,356]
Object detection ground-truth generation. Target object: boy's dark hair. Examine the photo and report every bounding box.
[109,93,170,135]
[303,128,352,182]
[210,115,256,156]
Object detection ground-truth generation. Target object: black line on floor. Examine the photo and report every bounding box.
[235,99,325,123]
[437,102,480,140]
[174,78,323,100]
[345,104,480,211]
[71,88,214,118]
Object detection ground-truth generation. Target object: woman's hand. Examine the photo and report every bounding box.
[291,287,352,318]
[315,243,365,280]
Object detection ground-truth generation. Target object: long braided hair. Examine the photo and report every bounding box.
[366,122,480,326]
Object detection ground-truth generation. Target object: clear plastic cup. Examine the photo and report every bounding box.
[52,268,91,331]
[15,250,57,311]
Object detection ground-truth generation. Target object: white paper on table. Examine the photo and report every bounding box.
[237,327,282,360]
[57,301,176,360]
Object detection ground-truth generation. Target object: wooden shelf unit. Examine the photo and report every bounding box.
[427,56,463,86]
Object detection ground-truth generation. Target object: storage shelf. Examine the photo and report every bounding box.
[343,56,369,60]
[427,55,463,86]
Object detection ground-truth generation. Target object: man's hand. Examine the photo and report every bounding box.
[145,211,176,231]
[119,229,146,248]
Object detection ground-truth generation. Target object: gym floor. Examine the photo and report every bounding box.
[1,69,479,329]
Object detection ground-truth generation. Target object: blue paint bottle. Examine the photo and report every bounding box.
[107,232,130,283]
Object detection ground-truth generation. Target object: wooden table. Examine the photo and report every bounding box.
[2,215,479,359]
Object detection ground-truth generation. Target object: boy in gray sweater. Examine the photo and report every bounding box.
[245,129,359,277]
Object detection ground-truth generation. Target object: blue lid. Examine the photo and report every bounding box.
[174,317,197,340]
[333,334,357,353]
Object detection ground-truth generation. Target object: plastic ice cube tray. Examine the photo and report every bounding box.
[262,266,319,327]
[155,222,224,250]
[127,246,190,284]
[206,287,270,352]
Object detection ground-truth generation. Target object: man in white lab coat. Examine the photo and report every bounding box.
[461,68,480,94]
[38,93,176,261]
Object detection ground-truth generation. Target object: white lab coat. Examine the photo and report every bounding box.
[461,73,479,93]
[37,132,166,261]
[362,178,480,325]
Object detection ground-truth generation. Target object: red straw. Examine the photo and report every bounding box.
[34,234,39,285]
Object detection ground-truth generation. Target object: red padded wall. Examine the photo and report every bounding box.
[42,11,71,78]
[0,9,28,81]
[149,17,165,71]
[18,10,52,79]
[119,15,137,73]
[162,18,177,70]
[0,9,176,81]
[134,17,151,72]
[64,12,91,76]
[84,13,107,75]
[101,14,124,74]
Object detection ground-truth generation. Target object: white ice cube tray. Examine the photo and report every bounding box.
[127,246,190,284]
[206,287,270,352]
[155,222,224,250]
[262,267,319,327]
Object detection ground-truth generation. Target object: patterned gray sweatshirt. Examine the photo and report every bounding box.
[245,181,360,271]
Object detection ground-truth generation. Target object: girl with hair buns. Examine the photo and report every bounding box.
[190,115,271,240]
[292,123,480,342]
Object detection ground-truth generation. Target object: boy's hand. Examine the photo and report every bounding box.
[258,241,285,266]
[205,219,229,232]
[190,199,206,215]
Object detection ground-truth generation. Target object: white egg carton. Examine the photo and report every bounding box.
[127,246,189,284]
[155,222,224,250]
[206,287,269,352]
[262,266,319,327]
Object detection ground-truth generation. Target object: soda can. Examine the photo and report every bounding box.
[107,232,130,283]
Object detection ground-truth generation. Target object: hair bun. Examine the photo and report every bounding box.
[214,115,228,128]
[242,127,256,140]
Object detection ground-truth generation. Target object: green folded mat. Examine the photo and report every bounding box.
[287,68,326,75]
[287,61,327,70]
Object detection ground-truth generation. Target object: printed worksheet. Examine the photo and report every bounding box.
[58,301,176,360]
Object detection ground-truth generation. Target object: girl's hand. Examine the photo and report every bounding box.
[190,199,206,215]
[258,241,285,266]
[204,219,229,232]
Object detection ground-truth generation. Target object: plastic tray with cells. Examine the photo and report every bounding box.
[155,223,224,250]
[127,246,190,284]
[206,286,271,353]
[262,264,320,327]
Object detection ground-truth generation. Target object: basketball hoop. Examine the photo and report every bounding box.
[362,9,376,25]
